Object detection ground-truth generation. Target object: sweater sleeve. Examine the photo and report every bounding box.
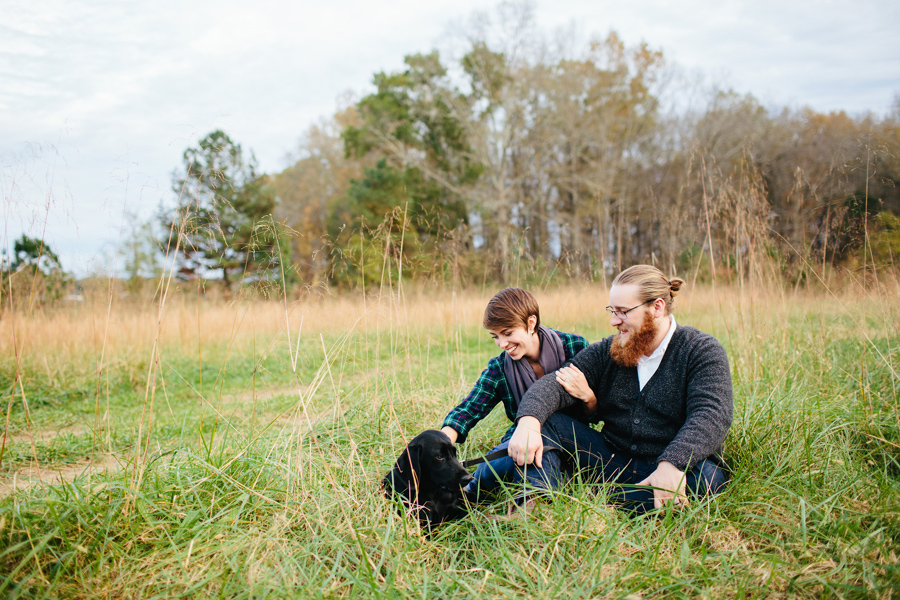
[657,336,733,471]
[515,340,605,425]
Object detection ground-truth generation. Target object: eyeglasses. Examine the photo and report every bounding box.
[605,298,656,320]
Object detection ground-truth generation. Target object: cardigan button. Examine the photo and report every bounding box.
[630,444,637,451]
[633,418,640,424]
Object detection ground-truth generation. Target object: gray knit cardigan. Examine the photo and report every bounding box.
[516,325,733,471]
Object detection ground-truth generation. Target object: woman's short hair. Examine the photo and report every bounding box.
[483,288,540,331]
[612,265,685,314]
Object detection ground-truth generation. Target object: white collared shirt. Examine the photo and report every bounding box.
[637,314,677,390]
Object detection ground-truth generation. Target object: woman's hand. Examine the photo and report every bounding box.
[556,365,597,415]
[508,416,544,467]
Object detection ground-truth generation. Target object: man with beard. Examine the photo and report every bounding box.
[506,265,732,513]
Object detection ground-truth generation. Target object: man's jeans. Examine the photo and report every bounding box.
[512,412,729,513]
[466,432,569,503]
[467,440,518,502]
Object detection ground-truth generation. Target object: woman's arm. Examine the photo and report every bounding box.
[440,358,505,444]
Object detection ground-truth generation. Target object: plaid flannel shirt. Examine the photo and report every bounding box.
[442,329,589,444]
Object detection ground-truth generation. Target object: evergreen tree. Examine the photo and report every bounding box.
[1,234,71,304]
[7,235,64,276]
[162,130,279,294]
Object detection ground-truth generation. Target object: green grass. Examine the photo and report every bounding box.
[1,289,898,599]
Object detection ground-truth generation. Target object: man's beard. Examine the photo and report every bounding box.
[609,310,659,367]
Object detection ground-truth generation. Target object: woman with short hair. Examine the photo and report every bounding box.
[440,287,591,500]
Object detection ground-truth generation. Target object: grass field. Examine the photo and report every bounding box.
[1,280,898,598]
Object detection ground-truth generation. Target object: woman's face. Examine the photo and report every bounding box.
[488,315,539,361]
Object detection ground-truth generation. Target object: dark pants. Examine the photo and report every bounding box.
[467,436,568,503]
[467,440,518,502]
[513,412,729,513]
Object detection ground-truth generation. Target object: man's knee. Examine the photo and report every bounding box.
[544,411,601,444]
[542,412,577,443]
[513,448,563,489]
[689,459,729,497]
[545,411,576,426]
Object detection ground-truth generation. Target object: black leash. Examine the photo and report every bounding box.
[462,448,509,469]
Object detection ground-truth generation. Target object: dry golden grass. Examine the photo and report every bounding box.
[2,279,898,364]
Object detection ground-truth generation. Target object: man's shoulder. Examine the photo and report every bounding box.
[674,325,720,344]
[671,325,728,360]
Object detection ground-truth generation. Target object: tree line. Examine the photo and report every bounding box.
[264,11,899,293]
[39,5,899,300]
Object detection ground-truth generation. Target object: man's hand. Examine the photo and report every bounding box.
[508,416,544,468]
[440,426,459,444]
[555,365,597,415]
[636,460,689,509]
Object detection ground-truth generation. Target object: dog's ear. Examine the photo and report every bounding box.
[407,440,423,477]
[395,441,423,498]
[389,442,421,490]
[395,441,422,475]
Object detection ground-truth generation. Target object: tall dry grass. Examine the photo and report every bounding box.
[2,277,896,362]
[0,281,900,384]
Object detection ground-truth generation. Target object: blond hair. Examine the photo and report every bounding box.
[612,265,684,314]
[483,288,540,331]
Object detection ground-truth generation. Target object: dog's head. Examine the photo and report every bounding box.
[382,430,473,500]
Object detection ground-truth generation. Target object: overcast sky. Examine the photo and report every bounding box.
[2,0,898,275]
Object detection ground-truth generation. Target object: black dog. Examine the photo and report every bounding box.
[382,430,474,530]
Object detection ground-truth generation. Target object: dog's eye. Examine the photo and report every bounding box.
[436,454,445,461]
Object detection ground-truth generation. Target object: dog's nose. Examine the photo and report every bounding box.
[460,474,474,485]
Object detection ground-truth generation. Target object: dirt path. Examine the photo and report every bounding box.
[0,454,122,498]
[219,384,303,406]
[5,424,89,445]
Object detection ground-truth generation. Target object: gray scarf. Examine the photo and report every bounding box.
[503,325,566,404]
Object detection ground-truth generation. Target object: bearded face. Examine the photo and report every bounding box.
[609,309,659,367]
